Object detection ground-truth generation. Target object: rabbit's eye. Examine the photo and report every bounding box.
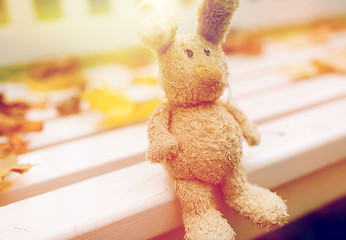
[184,49,194,58]
[204,48,210,56]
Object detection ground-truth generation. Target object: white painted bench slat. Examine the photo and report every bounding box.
[0,124,148,206]
[238,74,346,123]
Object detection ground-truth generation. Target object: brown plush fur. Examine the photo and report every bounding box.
[197,0,240,45]
[139,0,288,239]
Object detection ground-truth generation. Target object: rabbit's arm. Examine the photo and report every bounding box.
[146,103,178,164]
[222,102,260,146]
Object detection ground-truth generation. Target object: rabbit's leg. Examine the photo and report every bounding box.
[173,178,235,240]
[221,165,288,228]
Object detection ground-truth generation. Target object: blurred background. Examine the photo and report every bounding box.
[0,1,345,239]
[1,0,346,65]
[1,0,346,128]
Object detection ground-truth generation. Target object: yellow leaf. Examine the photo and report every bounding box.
[0,153,31,184]
[132,77,158,86]
[103,98,162,127]
[83,84,162,127]
[83,85,134,118]
[25,72,86,92]
[0,137,31,188]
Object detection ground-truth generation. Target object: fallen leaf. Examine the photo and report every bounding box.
[0,154,31,183]
[0,113,43,136]
[0,138,31,187]
[283,48,346,81]
[83,85,134,118]
[103,98,162,127]
[222,30,263,55]
[56,96,81,116]
[0,136,28,155]
[282,63,319,81]
[0,94,30,118]
[313,49,346,74]
[132,77,158,86]
[83,85,162,127]
[25,58,87,92]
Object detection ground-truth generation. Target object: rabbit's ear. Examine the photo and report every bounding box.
[197,0,239,45]
[138,14,178,54]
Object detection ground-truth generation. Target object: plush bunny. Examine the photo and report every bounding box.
[138,0,288,239]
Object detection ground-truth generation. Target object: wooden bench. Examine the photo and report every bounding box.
[1,33,346,240]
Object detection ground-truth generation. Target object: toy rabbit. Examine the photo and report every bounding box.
[138,0,288,239]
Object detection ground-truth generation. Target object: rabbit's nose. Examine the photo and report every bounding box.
[195,63,223,86]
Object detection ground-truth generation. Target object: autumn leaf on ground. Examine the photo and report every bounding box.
[132,76,158,86]
[103,98,162,127]
[283,48,346,81]
[222,29,263,55]
[0,94,30,118]
[0,154,31,177]
[56,96,81,116]
[0,112,43,136]
[0,137,31,189]
[25,58,87,92]
[0,94,43,136]
[83,84,162,127]
[282,63,319,81]
[83,85,134,118]
[0,136,29,155]
[313,48,346,74]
